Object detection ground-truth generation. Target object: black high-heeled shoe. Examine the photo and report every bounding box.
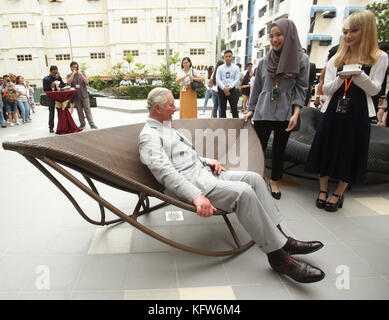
[268,180,281,200]
[325,193,344,212]
[316,191,328,209]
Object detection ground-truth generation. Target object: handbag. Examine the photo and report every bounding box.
[3,87,18,103]
[190,69,204,91]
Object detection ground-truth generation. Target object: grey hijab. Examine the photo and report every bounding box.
[266,18,303,79]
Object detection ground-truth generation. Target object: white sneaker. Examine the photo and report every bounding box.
[10,123,15,127]
[200,111,205,115]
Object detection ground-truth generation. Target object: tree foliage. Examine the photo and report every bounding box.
[367,1,389,43]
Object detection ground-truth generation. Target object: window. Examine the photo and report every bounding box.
[258,28,265,38]
[11,21,27,28]
[237,40,241,48]
[52,22,67,29]
[319,40,332,46]
[90,52,105,59]
[257,49,264,59]
[190,49,205,55]
[130,17,137,24]
[122,17,129,24]
[258,5,267,18]
[156,16,172,23]
[88,21,103,28]
[191,16,206,23]
[123,50,139,56]
[17,55,32,61]
[157,49,173,56]
[55,54,71,60]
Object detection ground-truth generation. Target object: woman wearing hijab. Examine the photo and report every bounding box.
[245,18,309,199]
[305,10,388,212]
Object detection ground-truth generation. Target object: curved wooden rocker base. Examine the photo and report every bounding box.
[25,155,255,257]
[3,119,263,257]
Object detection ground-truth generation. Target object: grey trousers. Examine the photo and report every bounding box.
[206,171,288,254]
[74,98,95,127]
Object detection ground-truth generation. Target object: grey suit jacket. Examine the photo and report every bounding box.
[139,118,217,203]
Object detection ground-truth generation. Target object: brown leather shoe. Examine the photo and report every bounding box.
[269,254,325,283]
[283,237,324,255]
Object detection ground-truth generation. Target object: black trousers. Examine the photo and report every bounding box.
[254,120,291,181]
[218,87,239,118]
[48,99,58,130]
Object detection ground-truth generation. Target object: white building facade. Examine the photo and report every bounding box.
[223,0,377,71]
[0,0,218,87]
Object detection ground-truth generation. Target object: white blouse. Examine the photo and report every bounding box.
[176,68,201,87]
[322,52,388,117]
[16,84,28,102]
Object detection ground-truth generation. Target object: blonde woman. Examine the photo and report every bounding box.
[305,10,388,212]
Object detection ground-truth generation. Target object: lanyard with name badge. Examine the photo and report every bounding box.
[336,58,353,114]
[271,76,281,102]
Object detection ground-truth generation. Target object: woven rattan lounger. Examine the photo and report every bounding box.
[2,119,264,256]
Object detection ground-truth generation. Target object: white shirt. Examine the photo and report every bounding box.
[176,68,201,87]
[16,84,28,102]
[215,63,241,90]
[322,53,388,117]
[250,76,255,87]
[120,79,132,86]
[210,72,218,92]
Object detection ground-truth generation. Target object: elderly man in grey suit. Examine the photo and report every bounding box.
[138,87,325,283]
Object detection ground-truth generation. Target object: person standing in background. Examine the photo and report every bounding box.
[15,76,30,123]
[240,70,253,114]
[25,81,36,114]
[176,57,203,119]
[3,74,21,127]
[43,66,66,133]
[302,48,317,107]
[66,61,97,129]
[216,50,241,118]
[210,61,223,118]
[200,66,214,115]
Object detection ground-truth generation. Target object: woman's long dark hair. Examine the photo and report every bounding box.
[16,76,25,86]
[242,70,251,84]
[207,66,213,80]
[212,61,224,86]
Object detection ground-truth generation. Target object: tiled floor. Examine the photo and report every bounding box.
[1,106,389,300]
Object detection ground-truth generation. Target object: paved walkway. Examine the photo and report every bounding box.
[0,104,388,300]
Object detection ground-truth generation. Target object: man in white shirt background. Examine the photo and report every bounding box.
[216,50,241,118]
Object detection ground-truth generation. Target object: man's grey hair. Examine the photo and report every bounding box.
[147,87,170,112]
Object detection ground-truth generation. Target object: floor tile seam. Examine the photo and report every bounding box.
[312,214,379,267]
[329,231,387,276]
[2,228,27,256]
[174,255,180,293]
[276,274,295,300]
[68,250,90,300]
[218,256,233,290]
